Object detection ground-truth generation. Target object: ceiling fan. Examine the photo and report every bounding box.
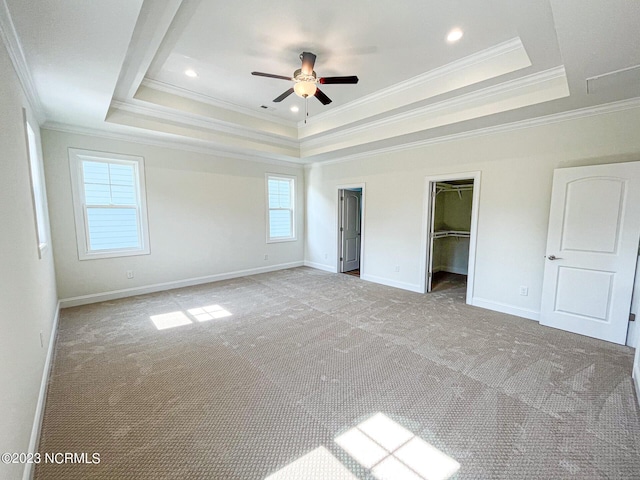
[251,52,359,106]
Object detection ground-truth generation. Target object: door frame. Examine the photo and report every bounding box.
[419,171,481,303]
[337,183,366,274]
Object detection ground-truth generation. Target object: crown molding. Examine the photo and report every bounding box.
[301,65,567,155]
[302,37,527,129]
[298,38,532,140]
[0,0,45,123]
[309,96,640,167]
[110,99,300,150]
[42,96,640,170]
[123,64,566,163]
[42,121,305,168]
[141,78,296,128]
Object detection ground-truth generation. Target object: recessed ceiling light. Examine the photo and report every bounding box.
[290,105,299,113]
[185,69,198,78]
[447,28,464,43]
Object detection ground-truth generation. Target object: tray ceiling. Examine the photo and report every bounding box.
[3,0,640,164]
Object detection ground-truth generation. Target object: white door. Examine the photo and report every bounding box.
[540,162,640,345]
[341,190,361,272]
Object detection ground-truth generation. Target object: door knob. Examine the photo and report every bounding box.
[547,255,562,260]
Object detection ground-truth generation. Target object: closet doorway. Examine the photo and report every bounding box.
[421,172,480,303]
[338,185,365,277]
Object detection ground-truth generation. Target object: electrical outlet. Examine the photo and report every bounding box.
[519,286,529,296]
[324,253,328,260]
[264,254,268,260]
[394,265,400,272]
[126,270,134,279]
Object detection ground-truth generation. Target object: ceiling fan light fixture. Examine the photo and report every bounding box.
[294,81,317,98]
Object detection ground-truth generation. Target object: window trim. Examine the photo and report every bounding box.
[23,110,49,258]
[68,148,151,260]
[265,174,296,243]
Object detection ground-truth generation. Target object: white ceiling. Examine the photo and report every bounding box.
[3,0,640,164]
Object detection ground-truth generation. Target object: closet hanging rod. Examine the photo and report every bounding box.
[435,183,473,198]
[433,230,471,239]
[435,183,473,191]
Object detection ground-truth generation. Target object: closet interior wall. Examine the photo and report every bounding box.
[432,182,473,279]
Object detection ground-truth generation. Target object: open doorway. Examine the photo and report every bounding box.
[338,186,364,277]
[421,172,480,303]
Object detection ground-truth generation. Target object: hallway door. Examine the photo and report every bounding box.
[341,190,361,272]
[540,162,640,344]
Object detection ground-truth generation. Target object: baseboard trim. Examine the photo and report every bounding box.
[303,261,338,273]
[360,273,423,293]
[433,266,468,275]
[23,300,60,480]
[59,262,304,308]
[471,297,540,321]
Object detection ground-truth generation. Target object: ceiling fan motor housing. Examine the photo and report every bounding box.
[300,51,317,75]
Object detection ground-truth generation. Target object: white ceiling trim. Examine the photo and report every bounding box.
[135,80,297,139]
[42,97,640,170]
[308,96,640,167]
[141,78,295,128]
[0,0,44,123]
[298,37,531,138]
[301,65,568,156]
[42,121,304,168]
[109,99,300,150]
[106,107,300,158]
[107,65,570,161]
[112,0,184,101]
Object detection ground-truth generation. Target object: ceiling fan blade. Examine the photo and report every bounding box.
[273,88,295,102]
[314,87,332,105]
[319,76,359,84]
[300,52,317,75]
[251,71,293,81]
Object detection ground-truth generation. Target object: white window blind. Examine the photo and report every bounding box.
[69,149,150,260]
[266,175,295,242]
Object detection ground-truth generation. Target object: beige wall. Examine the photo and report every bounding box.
[0,41,58,479]
[42,130,305,301]
[305,106,640,322]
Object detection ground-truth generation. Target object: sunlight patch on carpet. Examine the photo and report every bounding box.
[187,304,232,322]
[150,311,192,330]
[335,413,460,480]
[265,446,358,480]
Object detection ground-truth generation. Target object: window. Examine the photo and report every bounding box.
[24,112,49,257]
[266,174,295,242]
[69,149,150,260]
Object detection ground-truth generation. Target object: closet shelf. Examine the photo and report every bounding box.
[436,183,473,199]
[433,230,471,239]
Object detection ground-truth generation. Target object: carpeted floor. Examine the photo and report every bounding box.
[35,267,640,479]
